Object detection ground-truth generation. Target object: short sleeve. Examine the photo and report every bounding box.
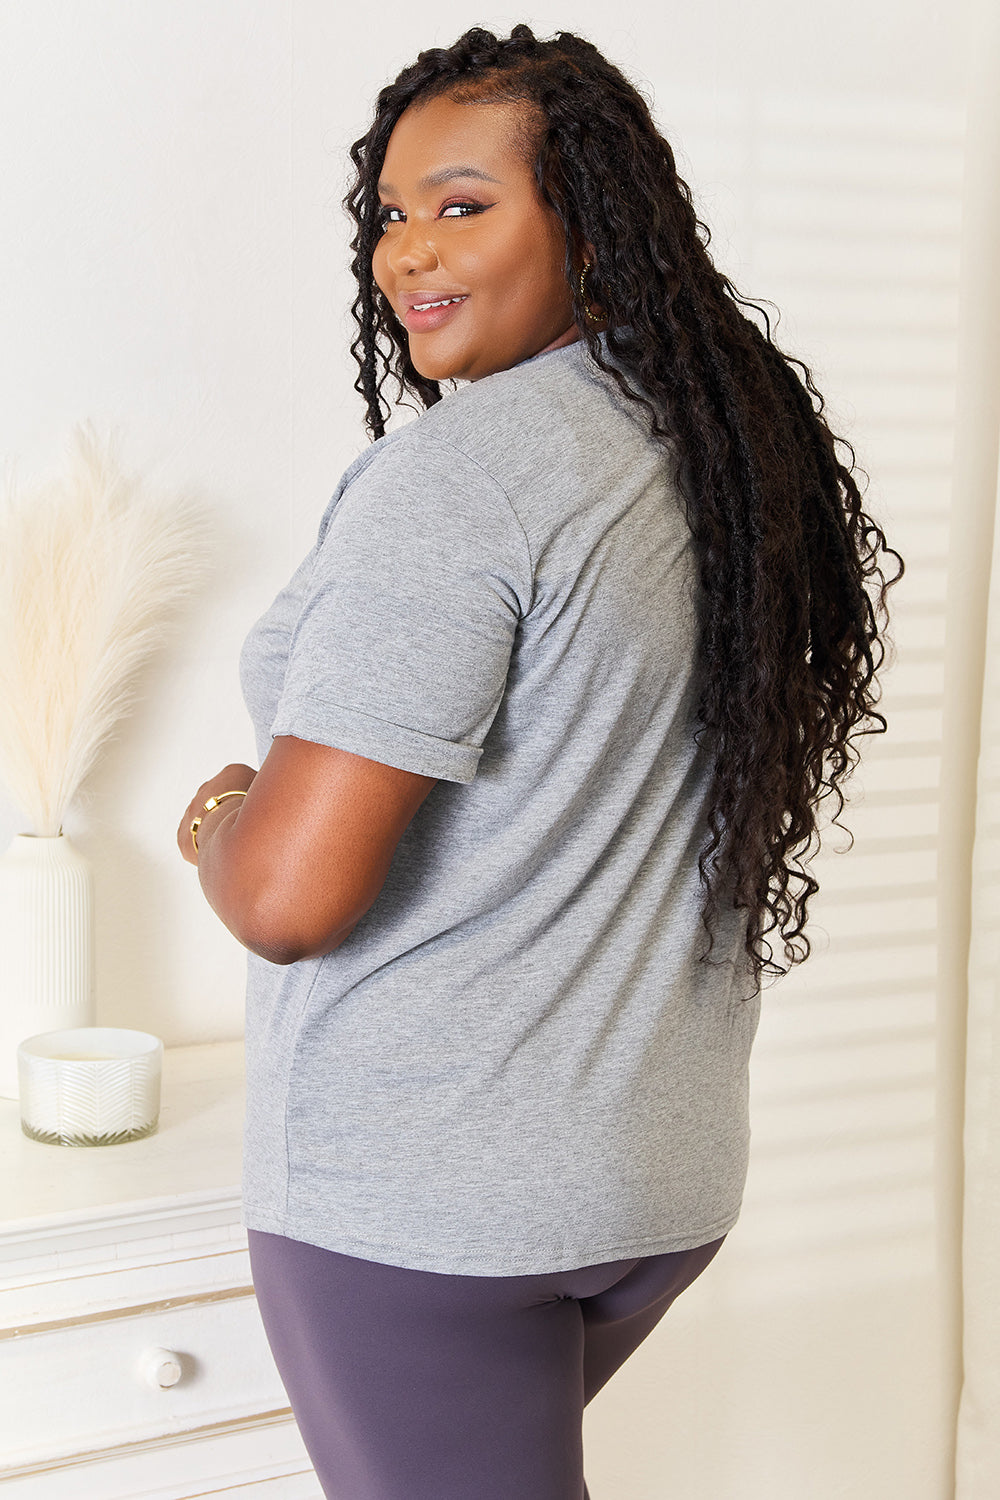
[270,432,532,783]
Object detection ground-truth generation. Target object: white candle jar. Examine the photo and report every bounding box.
[18,1028,163,1146]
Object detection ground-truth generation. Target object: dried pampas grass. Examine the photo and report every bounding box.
[0,423,211,835]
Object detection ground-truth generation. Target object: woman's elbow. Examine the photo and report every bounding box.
[242,931,312,966]
[200,848,375,964]
[226,893,360,965]
[242,926,351,966]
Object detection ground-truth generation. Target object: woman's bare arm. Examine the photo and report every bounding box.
[177,737,436,964]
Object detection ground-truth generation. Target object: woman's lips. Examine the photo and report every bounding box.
[402,295,469,333]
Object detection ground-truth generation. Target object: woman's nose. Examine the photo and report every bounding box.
[385,220,439,275]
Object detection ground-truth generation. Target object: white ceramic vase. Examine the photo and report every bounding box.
[0,833,95,1100]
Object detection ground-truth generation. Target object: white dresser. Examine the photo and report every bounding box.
[0,1041,323,1498]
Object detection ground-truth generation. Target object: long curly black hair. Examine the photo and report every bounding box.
[343,24,903,991]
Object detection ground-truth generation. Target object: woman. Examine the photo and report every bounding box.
[179,25,899,1500]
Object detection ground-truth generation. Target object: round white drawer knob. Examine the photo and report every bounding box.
[138,1346,183,1389]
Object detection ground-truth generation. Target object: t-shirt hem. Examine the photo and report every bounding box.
[240,1202,741,1276]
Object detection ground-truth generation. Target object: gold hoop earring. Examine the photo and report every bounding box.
[578,262,602,324]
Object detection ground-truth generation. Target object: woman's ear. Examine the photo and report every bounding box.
[572,239,597,274]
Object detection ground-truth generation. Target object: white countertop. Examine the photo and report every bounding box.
[0,1041,245,1235]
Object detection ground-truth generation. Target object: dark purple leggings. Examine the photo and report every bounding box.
[248,1228,725,1500]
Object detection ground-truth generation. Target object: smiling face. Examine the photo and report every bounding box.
[372,93,577,383]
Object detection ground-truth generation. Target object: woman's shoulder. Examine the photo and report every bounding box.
[404,339,639,480]
[328,338,655,535]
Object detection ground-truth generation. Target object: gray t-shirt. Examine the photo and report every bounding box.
[239,337,759,1276]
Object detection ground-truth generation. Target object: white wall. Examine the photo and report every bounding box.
[2,2,996,1497]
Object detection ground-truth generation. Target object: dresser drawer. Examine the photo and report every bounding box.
[1,1285,290,1470]
[0,1412,321,1499]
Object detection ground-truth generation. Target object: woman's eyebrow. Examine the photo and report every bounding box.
[377,165,503,196]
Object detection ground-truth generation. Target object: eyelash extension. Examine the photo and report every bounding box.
[377,200,490,230]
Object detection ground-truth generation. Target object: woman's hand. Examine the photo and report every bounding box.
[177,763,257,866]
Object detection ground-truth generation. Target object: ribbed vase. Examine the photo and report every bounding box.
[0,833,95,1100]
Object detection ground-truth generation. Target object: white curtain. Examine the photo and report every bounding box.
[957,453,1000,1497]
